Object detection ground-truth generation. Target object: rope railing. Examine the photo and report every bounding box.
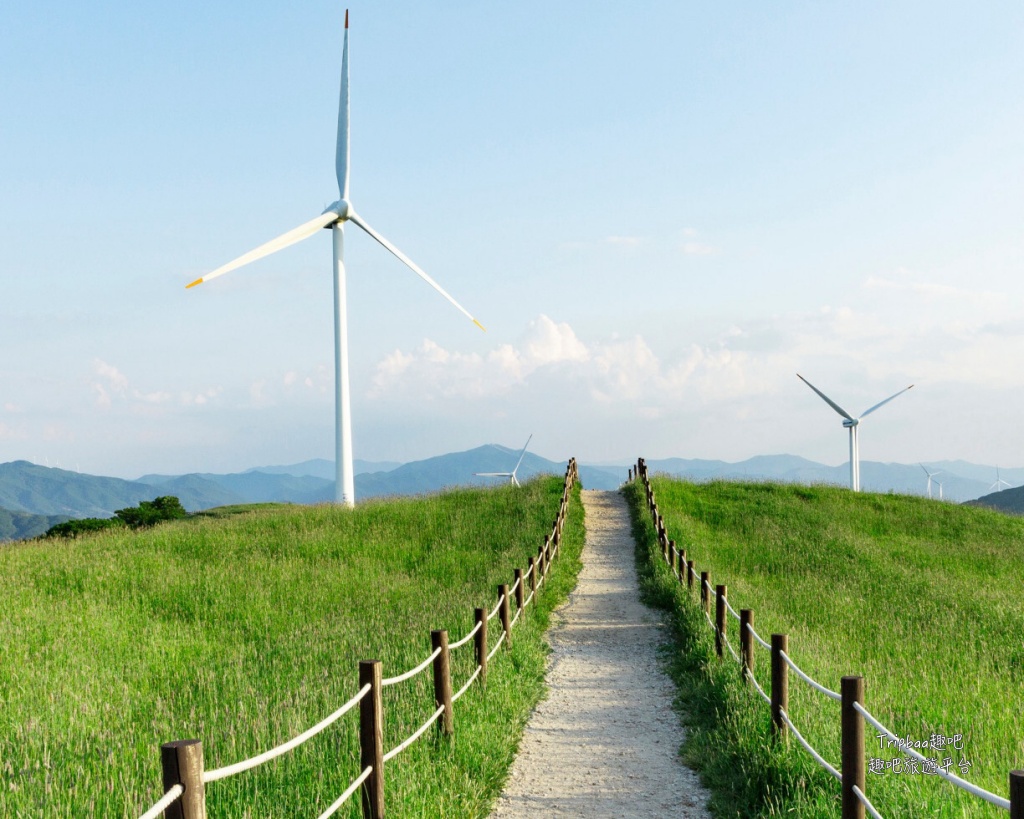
[486,630,506,662]
[382,706,446,763]
[780,651,841,702]
[448,620,481,650]
[203,683,371,783]
[631,457,1024,818]
[852,785,884,819]
[854,702,1011,810]
[317,766,373,819]
[138,784,183,819]
[745,620,772,651]
[381,648,442,688]
[779,708,842,781]
[451,666,482,704]
[135,457,580,819]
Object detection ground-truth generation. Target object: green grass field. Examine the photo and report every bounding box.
[0,477,584,818]
[625,477,1024,818]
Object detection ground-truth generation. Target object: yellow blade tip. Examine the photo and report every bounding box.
[474,319,486,332]
[185,278,204,289]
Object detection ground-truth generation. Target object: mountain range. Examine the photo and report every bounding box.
[0,449,1020,541]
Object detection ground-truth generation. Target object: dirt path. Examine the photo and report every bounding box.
[489,489,711,818]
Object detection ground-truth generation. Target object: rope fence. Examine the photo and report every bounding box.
[631,456,1024,819]
[137,459,579,819]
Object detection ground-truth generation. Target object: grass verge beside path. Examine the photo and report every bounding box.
[624,478,1024,818]
[0,477,584,818]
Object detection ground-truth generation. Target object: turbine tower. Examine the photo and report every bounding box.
[920,464,942,499]
[186,11,484,506]
[796,374,914,492]
[475,435,533,487]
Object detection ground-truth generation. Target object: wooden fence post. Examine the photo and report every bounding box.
[740,610,754,682]
[715,585,727,658]
[514,568,525,612]
[541,536,549,577]
[527,557,537,598]
[668,540,676,573]
[678,548,686,583]
[499,584,512,649]
[160,739,206,819]
[841,676,865,819]
[686,559,695,590]
[1010,771,1024,819]
[474,607,488,688]
[359,659,384,819]
[771,634,788,741]
[700,571,710,614]
[431,631,454,736]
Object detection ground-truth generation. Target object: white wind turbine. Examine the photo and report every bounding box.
[920,464,942,499]
[475,435,533,487]
[934,478,944,501]
[185,11,484,507]
[988,468,1012,493]
[797,374,914,492]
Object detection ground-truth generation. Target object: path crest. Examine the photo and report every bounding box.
[489,489,711,818]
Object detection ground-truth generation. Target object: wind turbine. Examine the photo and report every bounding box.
[988,468,1012,493]
[475,435,533,487]
[935,478,944,501]
[920,464,942,499]
[185,11,484,507]
[796,374,914,492]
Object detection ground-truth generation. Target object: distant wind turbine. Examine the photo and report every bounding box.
[475,435,533,487]
[185,10,484,507]
[935,478,944,501]
[797,374,914,492]
[920,464,942,499]
[988,468,1012,493]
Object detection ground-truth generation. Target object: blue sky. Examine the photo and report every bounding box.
[2,2,1023,478]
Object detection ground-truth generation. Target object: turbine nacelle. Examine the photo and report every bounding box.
[324,199,353,221]
[842,418,860,428]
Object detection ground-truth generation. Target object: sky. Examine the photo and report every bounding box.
[2,1,1023,479]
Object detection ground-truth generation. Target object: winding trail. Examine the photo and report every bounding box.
[490,489,711,818]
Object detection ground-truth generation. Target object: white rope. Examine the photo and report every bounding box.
[852,785,884,819]
[723,634,742,664]
[382,705,445,763]
[486,630,507,661]
[724,597,741,621]
[779,708,841,781]
[703,608,716,631]
[523,590,535,608]
[138,784,183,819]
[780,651,841,702]
[316,766,373,819]
[525,561,535,578]
[381,647,442,688]
[488,594,506,621]
[745,667,772,705]
[746,621,772,650]
[448,621,481,650]
[509,576,521,594]
[203,684,371,783]
[511,607,521,627]
[853,702,1011,809]
[451,665,482,704]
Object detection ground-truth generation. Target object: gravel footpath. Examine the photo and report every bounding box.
[489,489,711,818]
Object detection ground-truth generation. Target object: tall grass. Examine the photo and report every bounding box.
[0,477,584,818]
[625,477,1024,818]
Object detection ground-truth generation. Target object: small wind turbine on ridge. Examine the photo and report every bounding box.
[185,10,484,507]
[796,374,914,492]
[920,464,942,499]
[988,468,1012,493]
[475,435,533,487]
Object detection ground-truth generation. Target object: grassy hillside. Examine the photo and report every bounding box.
[0,478,584,817]
[626,477,1023,818]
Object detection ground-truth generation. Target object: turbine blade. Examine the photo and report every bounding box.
[860,384,914,418]
[796,374,854,421]
[348,212,485,331]
[511,433,533,476]
[475,472,511,478]
[335,10,350,200]
[186,210,339,288]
